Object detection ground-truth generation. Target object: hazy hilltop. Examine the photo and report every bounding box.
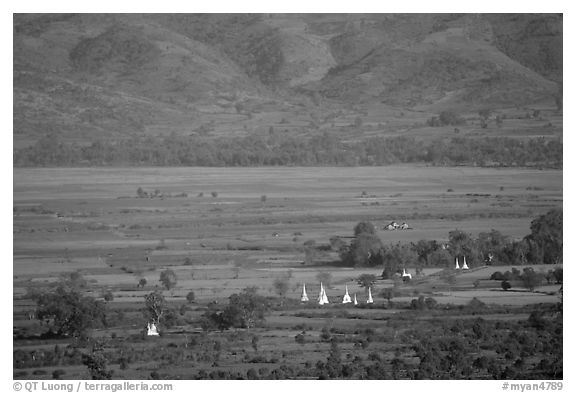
[13,13,562,149]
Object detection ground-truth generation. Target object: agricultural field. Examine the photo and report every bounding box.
[13,166,563,380]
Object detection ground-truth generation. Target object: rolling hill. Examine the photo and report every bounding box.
[13,13,562,150]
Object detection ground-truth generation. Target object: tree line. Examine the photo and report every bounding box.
[338,208,562,275]
[14,133,562,168]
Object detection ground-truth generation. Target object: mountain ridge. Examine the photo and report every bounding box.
[13,13,562,149]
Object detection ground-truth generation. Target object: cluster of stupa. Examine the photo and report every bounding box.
[300,283,373,305]
[454,256,469,270]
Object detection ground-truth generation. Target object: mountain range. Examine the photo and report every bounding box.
[13,13,562,149]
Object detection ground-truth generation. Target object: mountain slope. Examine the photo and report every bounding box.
[13,13,562,148]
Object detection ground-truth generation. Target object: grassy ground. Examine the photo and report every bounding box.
[13,165,562,379]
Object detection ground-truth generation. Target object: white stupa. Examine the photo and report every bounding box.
[462,256,469,270]
[147,322,159,336]
[367,287,374,304]
[342,285,352,304]
[318,282,325,305]
[301,283,309,302]
[353,293,358,305]
[455,257,460,269]
[322,285,329,304]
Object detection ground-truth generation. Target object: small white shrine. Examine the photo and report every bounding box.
[318,282,329,305]
[402,268,412,280]
[455,257,460,269]
[353,293,358,305]
[342,285,352,304]
[147,322,159,336]
[367,287,374,304]
[301,283,309,302]
[462,256,469,270]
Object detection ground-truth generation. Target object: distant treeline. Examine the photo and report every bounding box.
[14,133,562,168]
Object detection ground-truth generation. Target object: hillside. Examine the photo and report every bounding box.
[13,13,562,153]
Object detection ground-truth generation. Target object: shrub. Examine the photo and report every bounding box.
[186,291,196,303]
[295,333,306,344]
[103,291,114,302]
[501,281,511,291]
[159,269,177,290]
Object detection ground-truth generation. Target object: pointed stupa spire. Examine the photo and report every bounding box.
[353,293,358,305]
[367,287,374,304]
[322,284,329,304]
[342,285,352,304]
[318,282,325,305]
[462,256,469,270]
[455,257,460,269]
[301,283,309,302]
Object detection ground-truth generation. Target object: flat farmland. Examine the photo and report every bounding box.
[13,166,563,380]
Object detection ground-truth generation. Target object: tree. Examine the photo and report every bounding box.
[186,291,196,303]
[354,221,376,236]
[552,267,563,284]
[520,268,544,292]
[137,278,147,288]
[159,269,177,290]
[221,287,269,329]
[356,274,377,294]
[477,230,510,264]
[82,351,112,380]
[103,291,114,302]
[316,272,333,288]
[347,233,383,266]
[381,243,417,277]
[325,340,343,378]
[272,276,290,298]
[448,230,475,260]
[136,187,147,198]
[35,285,106,337]
[143,290,166,324]
[525,208,562,264]
[501,281,511,291]
[441,271,457,294]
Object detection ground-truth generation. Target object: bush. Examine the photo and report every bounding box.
[103,291,114,302]
[295,333,306,344]
[159,269,177,290]
[501,281,511,291]
[35,285,107,337]
[186,291,196,303]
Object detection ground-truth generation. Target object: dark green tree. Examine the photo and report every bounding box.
[525,208,562,264]
[143,290,166,324]
[35,285,106,337]
[353,221,376,236]
[221,287,269,329]
[356,274,378,294]
[159,269,177,290]
[347,233,383,266]
[82,351,113,380]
